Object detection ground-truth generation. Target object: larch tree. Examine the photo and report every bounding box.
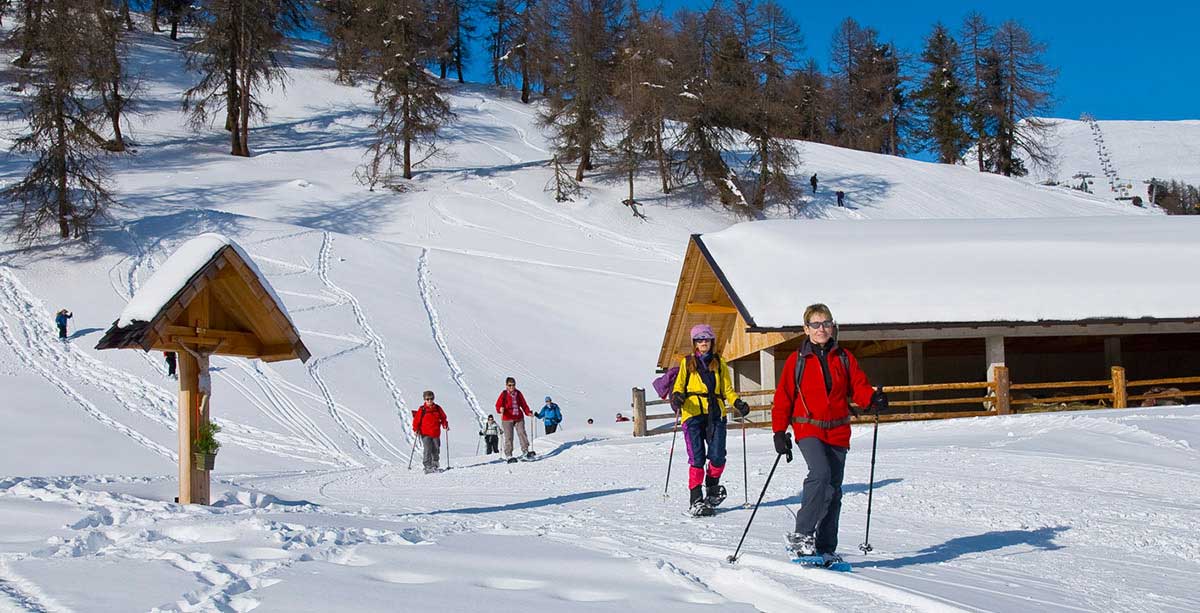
[2,0,120,241]
[989,19,1057,176]
[356,0,455,185]
[182,0,307,157]
[960,12,993,171]
[539,0,624,182]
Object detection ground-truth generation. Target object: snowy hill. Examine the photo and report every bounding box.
[1026,117,1200,200]
[1,27,1195,612]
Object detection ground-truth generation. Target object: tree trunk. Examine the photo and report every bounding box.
[654,125,670,194]
[519,44,530,103]
[109,75,126,151]
[238,68,251,157]
[151,0,160,32]
[454,39,464,83]
[170,11,180,40]
[15,0,40,67]
[121,0,134,31]
[53,94,70,238]
[402,88,412,179]
[754,137,768,208]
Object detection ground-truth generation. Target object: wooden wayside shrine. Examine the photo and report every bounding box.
[96,236,309,505]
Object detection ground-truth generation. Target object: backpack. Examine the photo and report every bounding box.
[652,366,679,400]
[793,348,859,418]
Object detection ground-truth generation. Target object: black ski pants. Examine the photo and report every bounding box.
[794,436,847,554]
[484,435,499,454]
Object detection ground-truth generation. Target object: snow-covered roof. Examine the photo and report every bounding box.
[697,216,1200,329]
[118,233,293,329]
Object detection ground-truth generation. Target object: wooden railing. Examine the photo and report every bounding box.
[631,366,1200,436]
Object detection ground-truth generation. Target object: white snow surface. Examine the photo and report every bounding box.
[116,233,294,329]
[700,216,1200,328]
[0,24,1196,612]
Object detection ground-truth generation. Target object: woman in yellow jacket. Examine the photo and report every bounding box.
[671,324,751,516]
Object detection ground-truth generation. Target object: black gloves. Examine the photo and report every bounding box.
[670,391,685,412]
[773,431,793,462]
[870,387,888,412]
[733,398,750,418]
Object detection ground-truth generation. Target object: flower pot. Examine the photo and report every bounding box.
[194,452,216,471]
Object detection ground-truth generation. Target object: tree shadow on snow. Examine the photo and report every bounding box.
[426,486,643,515]
[759,478,904,509]
[864,525,1069,569]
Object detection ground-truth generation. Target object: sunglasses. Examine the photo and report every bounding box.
[692,337,714,343]
[806,321,835,330]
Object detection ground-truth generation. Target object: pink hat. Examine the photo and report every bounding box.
[690,324,716,341]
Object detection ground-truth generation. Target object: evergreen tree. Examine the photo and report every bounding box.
[356,0,455,185]
[744,0,802,207]
[182,0,307,157]
[3,0,120,241]
[960,12,992,171]
[316,0,368,83]
[913,22,969,163]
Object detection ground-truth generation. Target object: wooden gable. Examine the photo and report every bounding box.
[97,244,310,363]
[657,236,799,368]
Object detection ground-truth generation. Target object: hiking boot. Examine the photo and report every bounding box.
[525,450,537,459]
[786,532,817,556]
[820,552,844,567]
[704,476,727,507]
[506,457,518,464]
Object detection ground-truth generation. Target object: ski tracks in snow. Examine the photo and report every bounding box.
[416,249,486,427]
[315,232,415,455]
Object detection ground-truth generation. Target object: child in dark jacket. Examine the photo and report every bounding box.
[413,391,449,473]
[55,309,73,339]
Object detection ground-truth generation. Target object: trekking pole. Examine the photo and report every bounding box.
[406,435,418,471]
[662,412,682,498]
[859,386,883,555]
[727,452,785,564]
[476,426,482,455]
[741,415,750,508]
[445,429,451,470]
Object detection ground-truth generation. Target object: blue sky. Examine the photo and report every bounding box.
[456,1,1197,122]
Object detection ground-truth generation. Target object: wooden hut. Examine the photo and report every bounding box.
[97,234,309,504]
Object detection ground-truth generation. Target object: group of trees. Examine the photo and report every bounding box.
[1149,179,1200,215]
[1,0,1062,242]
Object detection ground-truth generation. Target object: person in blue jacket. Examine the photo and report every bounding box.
[536,396,563,435]
[55,309,73,340]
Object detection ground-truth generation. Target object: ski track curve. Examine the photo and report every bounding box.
[316,232,415,451]
[416,248,486,428]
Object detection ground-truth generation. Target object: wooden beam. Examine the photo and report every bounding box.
[836,321,1200,341]
[684,302,738,314]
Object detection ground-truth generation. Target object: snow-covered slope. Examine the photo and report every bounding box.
[1027,117,1200,199]
[1,26,1195,612]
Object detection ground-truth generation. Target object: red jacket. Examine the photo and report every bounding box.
[772,341,874,449]
[412,403,448,437]
[494,389,532,421]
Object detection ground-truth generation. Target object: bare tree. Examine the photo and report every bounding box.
[960,12,992,171]
[356,0,455,185]
[183,0,307,157]
[91,0,137,152]
[990,19,1057,176]
[3,0,120,241]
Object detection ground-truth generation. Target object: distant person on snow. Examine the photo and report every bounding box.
[836,190,845,207]
[55,309,72,339]
[165,351,177,378]
[671,324,750,517]
[480,415,501,454]
[413,391,449,474]
[772,303,886,566]
[810,173,818,194]
[536,396,563,434]
[494,377,534,462]
[615,412,630,422]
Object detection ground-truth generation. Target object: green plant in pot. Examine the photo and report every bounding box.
[193,421,222,471]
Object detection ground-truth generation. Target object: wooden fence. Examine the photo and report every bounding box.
[631,366,1200,436]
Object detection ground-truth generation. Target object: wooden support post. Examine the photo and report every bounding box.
[632,387,647,437]
[1104,337,1122,368]
[906,341,925,401]
[759,348,776,391]
[1111,366,1127,409]
[993,365,1011,415]
[177,350,208,504]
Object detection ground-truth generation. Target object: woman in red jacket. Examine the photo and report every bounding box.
[413,390,449,474]
[772,304,887,564]
[494,377,534,463]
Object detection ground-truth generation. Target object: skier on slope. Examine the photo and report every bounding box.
[772,304,887,565]
[494,377,534,462]
[671,324,751,517]
[413,391,449,474]
[536,396,563,434]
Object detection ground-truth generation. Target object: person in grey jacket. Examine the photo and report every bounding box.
[480,415,501,454]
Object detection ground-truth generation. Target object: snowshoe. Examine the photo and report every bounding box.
[705,485,727,507]
[791,552,851,572]
[785,532,817,557]
[688,501,715,517]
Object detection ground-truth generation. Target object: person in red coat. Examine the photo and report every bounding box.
[494,377,533,462]
[772,304,887,564]
[413,390,449,473]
